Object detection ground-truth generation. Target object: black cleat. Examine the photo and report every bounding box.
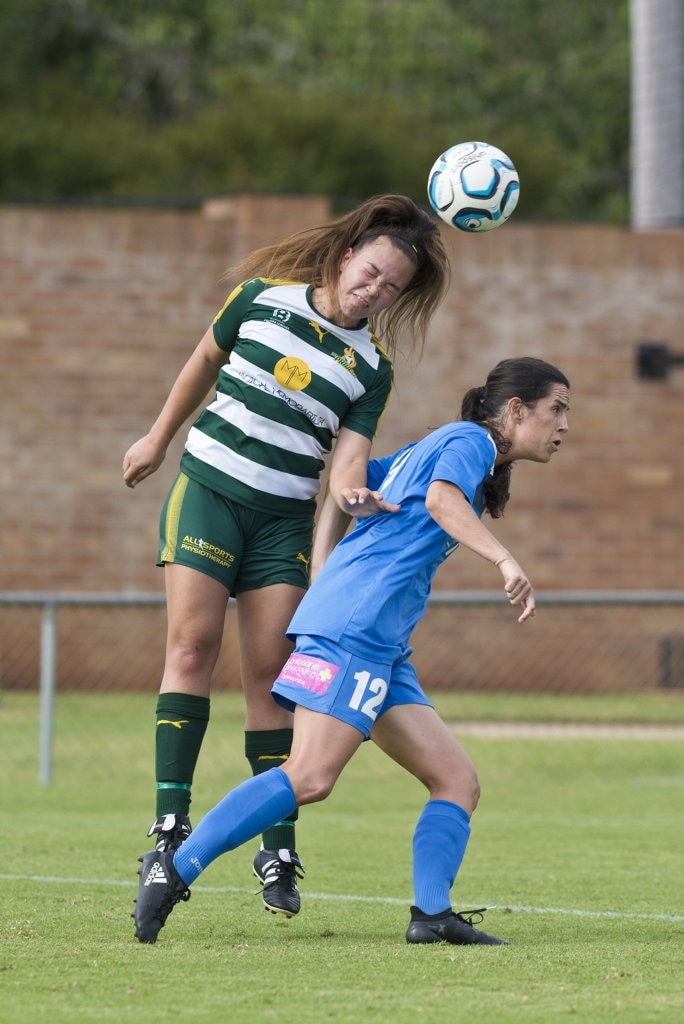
[132,849,191,943]
[406,906,509,946]
[147,813,192,853]
[253,846,304,917]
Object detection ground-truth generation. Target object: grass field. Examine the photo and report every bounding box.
[2,690,683,1023]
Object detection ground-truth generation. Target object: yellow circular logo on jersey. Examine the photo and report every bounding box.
[274,356,312,391]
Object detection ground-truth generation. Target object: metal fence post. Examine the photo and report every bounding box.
[39,600,56,785]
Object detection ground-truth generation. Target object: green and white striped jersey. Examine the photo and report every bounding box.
[180,278,394,517]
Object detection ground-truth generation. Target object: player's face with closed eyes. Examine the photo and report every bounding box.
[335,236,416,326]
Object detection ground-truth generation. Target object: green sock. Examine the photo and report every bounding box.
[245,728,298,850]
[155,693,210,817]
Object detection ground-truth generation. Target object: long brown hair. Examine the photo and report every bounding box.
[461,357,570,518]
[225,195,450,358]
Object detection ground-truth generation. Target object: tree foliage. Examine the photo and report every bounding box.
[0,0,630,220]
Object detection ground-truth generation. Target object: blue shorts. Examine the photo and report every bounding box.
[271,635,433,738]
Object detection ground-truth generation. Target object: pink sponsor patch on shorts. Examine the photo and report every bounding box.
[278,653,339,694]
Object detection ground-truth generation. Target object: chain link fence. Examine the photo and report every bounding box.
[3,590,683,693]
[2,591,684,784]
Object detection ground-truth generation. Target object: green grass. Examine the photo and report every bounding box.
[2,691,683,1023]
[430,689,684,725]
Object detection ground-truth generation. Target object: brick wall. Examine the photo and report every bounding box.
[0,196,328,592]
[1,197,683,691]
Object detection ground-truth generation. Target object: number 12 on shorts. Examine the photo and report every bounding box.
[348,671,388,722]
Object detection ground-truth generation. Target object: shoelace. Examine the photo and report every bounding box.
[454,907,487,927]
[170,888,191,906]
[151,817,192,852]
[151,886,190,928]
[259,855,305,892]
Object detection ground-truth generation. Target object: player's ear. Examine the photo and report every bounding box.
[340,247,353,268]
[507,397,525,421]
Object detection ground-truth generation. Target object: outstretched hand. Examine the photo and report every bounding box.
[495,555,536,622]
[339,488,401,519]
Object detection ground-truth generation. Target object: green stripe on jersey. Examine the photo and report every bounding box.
[192,409,325,481]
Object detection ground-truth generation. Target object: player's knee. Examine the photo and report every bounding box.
[286,765,337,805]
[432,756,480,815]
[469,768,481,811]
[457,754,480,811]
[301,776,336,804]
[167,630,220,677]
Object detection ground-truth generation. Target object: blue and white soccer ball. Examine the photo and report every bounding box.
[427,141,520,232]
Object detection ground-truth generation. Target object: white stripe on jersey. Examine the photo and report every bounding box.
[253,284,383,369]
[221,352,343,432]
[185,427,321,501]
[204,394,329,456]
[236,320,368,403]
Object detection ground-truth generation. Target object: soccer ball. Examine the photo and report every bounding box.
[427,141,520,232]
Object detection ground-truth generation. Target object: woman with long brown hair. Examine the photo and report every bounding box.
[123,194,449,916]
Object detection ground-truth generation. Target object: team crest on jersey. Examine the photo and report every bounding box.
[274,355,312,390]
[332,346,358,375]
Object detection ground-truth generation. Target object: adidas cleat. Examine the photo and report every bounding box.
[406,906,509,946]
[253,846,304,917]
[147,813,192,853]
[132,849,191,943]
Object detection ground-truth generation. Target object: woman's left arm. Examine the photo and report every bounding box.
[426,479,536,622]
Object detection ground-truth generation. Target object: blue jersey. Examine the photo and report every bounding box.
[288,420,497,661]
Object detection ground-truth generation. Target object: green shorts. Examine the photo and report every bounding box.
[157,473,314,592]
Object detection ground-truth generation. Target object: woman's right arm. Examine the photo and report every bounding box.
[311,446,400,581]
[310,486,353,581]
[122,326,228,488]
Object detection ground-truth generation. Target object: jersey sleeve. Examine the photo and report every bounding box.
[432,431,495,505]
[338,353,393,442]
[366,453,394,491]
[212,278,266,353]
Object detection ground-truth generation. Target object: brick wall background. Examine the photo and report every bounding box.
[1,196,683,692]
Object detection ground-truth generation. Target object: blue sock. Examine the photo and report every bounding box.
[412,799,471,915]
[173,767,297,885]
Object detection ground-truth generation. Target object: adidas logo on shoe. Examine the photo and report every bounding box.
[133,849,191,944]
[143,860,170,886]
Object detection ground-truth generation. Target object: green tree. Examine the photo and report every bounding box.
[0,0,631,221]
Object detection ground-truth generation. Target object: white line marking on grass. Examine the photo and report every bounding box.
[488,904,684,922]
[451,723,684,740]
[2,873,682,922]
